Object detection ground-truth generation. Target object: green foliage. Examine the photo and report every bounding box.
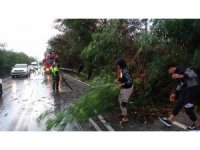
[146,56,167,84]
[192,49,200,68]
[153,19,200,49]
[46,73,119,131]
[145,56,170,102]
[48,19,143,70]
[90,71,115,87]
[138,33,166,53]
[61,19,97,46]
[82,20,127,70]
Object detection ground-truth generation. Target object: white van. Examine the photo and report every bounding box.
[11,64,30,78]
[31,62,38,70]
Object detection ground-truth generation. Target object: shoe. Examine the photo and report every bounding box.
[120,116,128,124]
[187,124,200,131]
[159,117,172,127]
[119,114,124,120]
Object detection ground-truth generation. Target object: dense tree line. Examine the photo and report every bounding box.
[0,46,35,77]
[47,19,200,107]
[45,19,200,128]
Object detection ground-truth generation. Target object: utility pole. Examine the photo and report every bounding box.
[144,19,148,34]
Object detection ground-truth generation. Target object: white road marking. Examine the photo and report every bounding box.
[159,117,188,130]
[89,118,102,131]
[97,115,115,131]
[172,121,187,130]
[74,120,84,131]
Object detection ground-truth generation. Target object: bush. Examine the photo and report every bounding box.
[192,49,200,68]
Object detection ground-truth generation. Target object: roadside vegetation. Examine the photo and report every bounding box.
[45,19,200,130]
[45,73,119,130]
[0,45,35,77]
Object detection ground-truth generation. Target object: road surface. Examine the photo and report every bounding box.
[0,72,89,131]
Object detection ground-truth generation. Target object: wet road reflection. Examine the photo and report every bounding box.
[0,72,69,131]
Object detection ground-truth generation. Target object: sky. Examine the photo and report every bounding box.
[0,19,60,61]
[0,0,197,62]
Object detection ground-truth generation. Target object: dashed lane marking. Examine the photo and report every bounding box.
[89,118,102,131]
[97,115,115,131]
[172,121,187,130]
[74,120,84,131]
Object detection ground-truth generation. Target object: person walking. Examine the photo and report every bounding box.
[159,64,200,130]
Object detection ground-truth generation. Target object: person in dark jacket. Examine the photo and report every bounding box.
[115,58,133,124]
[0,78,2,98]
[78,64,84,74]
[159,64,200,130]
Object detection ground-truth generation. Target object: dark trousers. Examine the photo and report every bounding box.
[172,86,198,122]
[52,76,60,92]
[0,84,2,98]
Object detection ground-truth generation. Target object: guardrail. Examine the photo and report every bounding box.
[60,67,78,74]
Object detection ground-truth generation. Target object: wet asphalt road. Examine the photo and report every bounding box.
[0,72,89,131]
